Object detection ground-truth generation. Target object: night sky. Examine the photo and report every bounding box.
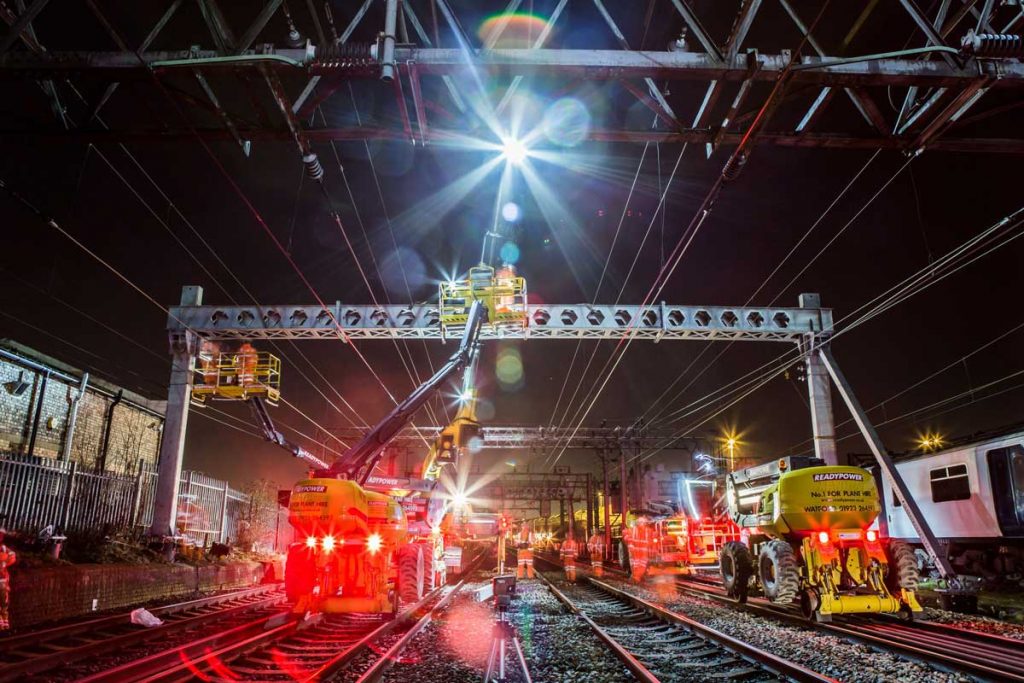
[1,1,1021,490]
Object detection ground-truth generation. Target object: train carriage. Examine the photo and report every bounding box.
[873,430,1024,580]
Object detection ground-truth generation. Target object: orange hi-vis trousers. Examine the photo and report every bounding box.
[591,559,604,577]
[516,548,535,579]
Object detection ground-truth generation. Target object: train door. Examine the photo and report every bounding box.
[986,445,1024,537]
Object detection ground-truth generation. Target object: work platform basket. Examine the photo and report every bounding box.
[190,349,281,405]
[438,265,527,337]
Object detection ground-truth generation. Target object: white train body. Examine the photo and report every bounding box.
[873,432,1024,578]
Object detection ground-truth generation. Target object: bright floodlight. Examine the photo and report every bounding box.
[501,137,528,165]
[452,491,468,508]
[458,390,473,403]
[366,532,382,554]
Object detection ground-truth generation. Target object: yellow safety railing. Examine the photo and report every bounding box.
[439,265,527,335]
[191,350,281,405]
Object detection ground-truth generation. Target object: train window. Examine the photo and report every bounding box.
[1011,449,1024,524]
[987,446,1024,532]
[929,463,971,503]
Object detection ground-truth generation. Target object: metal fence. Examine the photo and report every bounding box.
[0,453,248,546]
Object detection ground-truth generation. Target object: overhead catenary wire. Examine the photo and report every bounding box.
[645,150,909,429]
[345,83,450,424]
[204,403,348,459]
[669,205,1024,440]
[546,141,656,437]
[634,205,1024,463]
[315,103,442,430]
[783,317,1024,454]
[826,367,1024,448]
[61,81,371,433]
[547,1,834,467]
[82,4,403,418]
[0,179,351,463]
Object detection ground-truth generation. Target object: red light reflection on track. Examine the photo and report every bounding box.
[648,575,680,602]
[178,648,242,681]
[440,601,492,668]
[271,646,317,680]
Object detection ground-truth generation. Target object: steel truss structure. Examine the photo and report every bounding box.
[168,300,832,342]
[1,0,1023,153]
[333,425,713,451]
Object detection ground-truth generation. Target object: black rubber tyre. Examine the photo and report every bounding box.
[420,544,437,592]
[398,544,425,605]
[887,540,920,592]
[285,543,315,603]
[720,541,755,602]
[759,539,800,604]
[618,540,631,574]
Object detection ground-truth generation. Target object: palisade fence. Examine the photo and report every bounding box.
[0,453,249,546]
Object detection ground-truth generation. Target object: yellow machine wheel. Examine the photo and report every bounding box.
[720,541,754,603]
[887,541,920,592]
[398,545,425,605]
[759,540,800,604]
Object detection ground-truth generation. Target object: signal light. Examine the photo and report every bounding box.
[305,536,317,549]
[817,531,830,544]
[321,535,336,553]
[367,533,383,554]
[865,529,878,543]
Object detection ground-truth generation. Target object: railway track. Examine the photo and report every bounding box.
[73,555,488,683]
[675,577,1024,682]
[534,558,833,683]
[0,584,285,682]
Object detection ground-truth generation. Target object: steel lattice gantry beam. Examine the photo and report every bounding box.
[4,0,1023,153]
[3,47,1024,152]
[167,300,832,342]
[332,425,712,450]
[4,46,1023,86]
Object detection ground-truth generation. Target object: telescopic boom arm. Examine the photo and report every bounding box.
[322,300,487,483]
[247,396,330,470]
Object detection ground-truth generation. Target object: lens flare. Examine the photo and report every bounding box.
[501,137,528,165]
[478,13,551,49]
[496,346,524,390]
[542,98,590,147]
[499,241,520,265]
[305,536,317,549]
[321,535,336,553]
[367,533,382,554]
[501,202,521,222]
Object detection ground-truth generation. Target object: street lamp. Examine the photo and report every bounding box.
[723,433,739,472]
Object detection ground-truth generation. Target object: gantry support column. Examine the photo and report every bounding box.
[799,293,838,465]
[151,286,202,537]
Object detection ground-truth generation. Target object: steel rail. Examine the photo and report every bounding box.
[0,583,278,654]
[76,609,296,683]
[534,555,833,682]
[674,577,1024,682]
[134,551,488,682]
[0,585,284,682]
[351,566,482,683]
[535,570,660,683]
[311,550,487,682]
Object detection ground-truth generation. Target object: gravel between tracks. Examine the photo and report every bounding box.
[380,576,634,683]
[598,575,970,683]
[920,606,1024,640]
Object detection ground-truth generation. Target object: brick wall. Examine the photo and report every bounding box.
[0,344,164,475]
[8,561,266,628]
